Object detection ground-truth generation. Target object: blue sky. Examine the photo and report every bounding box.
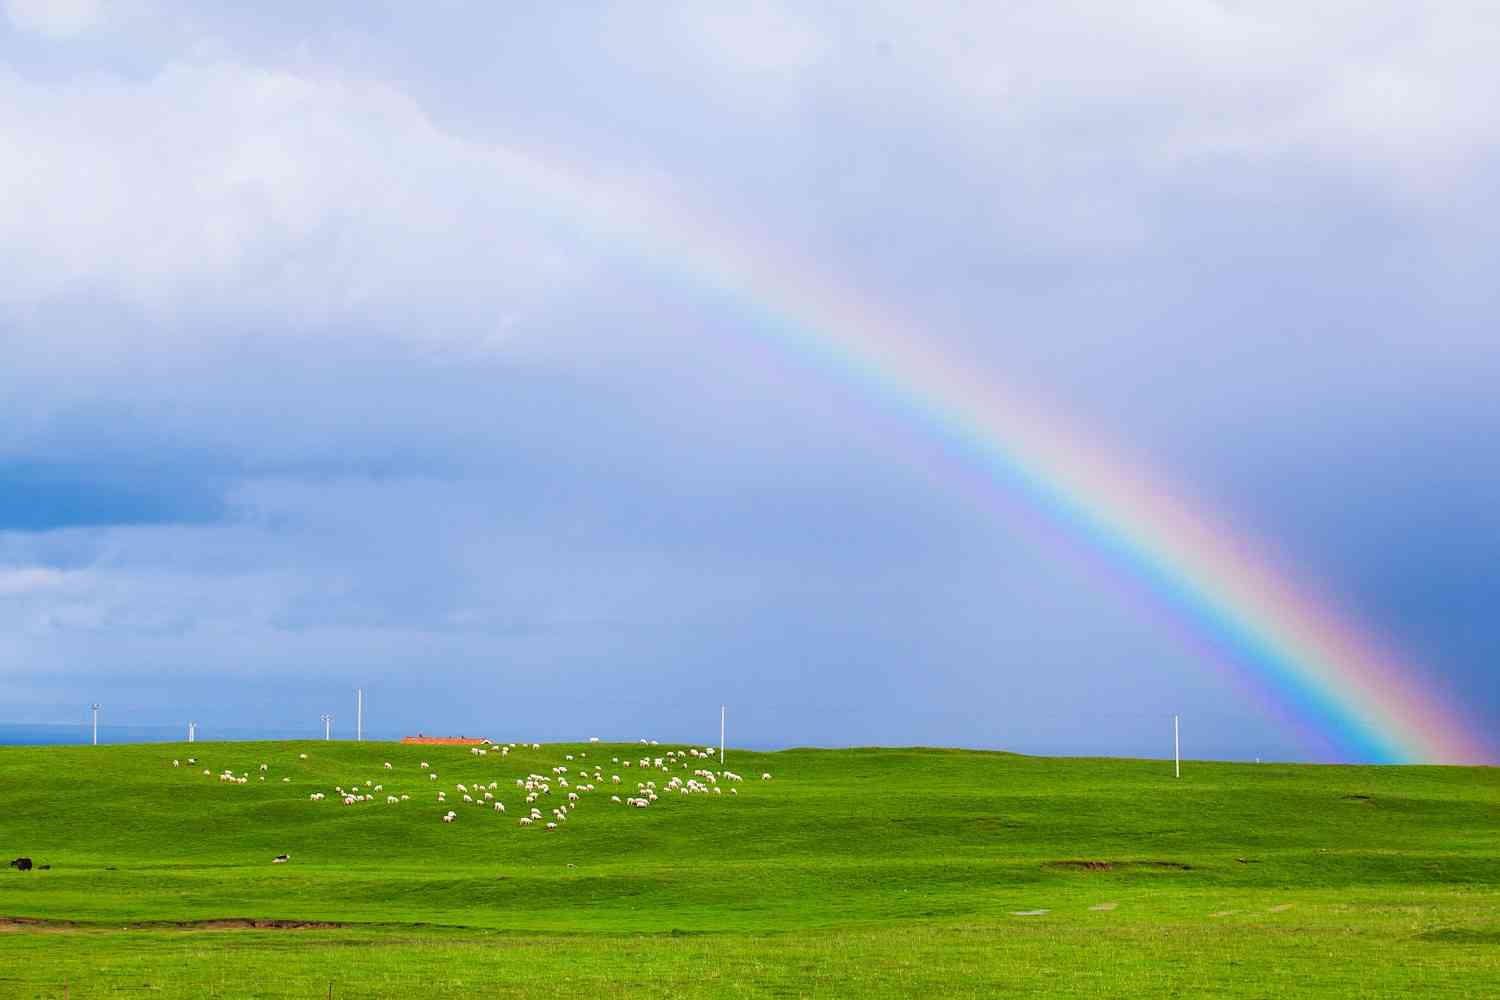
[1,2,1496,760]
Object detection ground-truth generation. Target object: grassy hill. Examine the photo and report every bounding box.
[1,740,1496,998]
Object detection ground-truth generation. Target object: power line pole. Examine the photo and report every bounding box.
[90,704,100,746]
[1174,715,1181,778]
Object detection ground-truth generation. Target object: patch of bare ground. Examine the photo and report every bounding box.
[1046,860,1193,872]
[0,917,347,933]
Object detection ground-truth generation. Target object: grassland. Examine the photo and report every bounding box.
[1,741,1496,998]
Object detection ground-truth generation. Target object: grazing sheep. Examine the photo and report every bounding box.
[383,762,392,770]
[172,759,180,767]
[429,773,437,781]
[761,773,772,780]
[387,796,399,804]
[272,854,289,864]
[494,802,505,813]
[420,761,430,769]
[298,753,308,759]
[518,817,533,826]
[545,822,557,830]
[442,811,457,823]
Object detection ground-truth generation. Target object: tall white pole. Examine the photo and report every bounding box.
[356,689,363,742]
[91,704,100,746]
[1174,715,1180,778]
[188,721,195,743]
[720,705,725,765]
[321,714,333,740]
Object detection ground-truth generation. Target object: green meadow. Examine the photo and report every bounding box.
[1,741,1496,998]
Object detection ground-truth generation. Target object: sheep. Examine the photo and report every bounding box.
[567,792,579,803]
[532,743,541,749]
[172,759,180,767]
[272,854,289,864]
[420,761,430,769]
[456,783,468,793]
[400,794,410,801]
[493,802,505,813]
[282,777,291,783]
[545,822,557,830]
[383,762,392,770]
[462,794,473,803]
[387,795,399,804]
[187,757,198,764]
[442,812,456,823]
[761,773,772,780]
[259,763,268,772]
[730,788,738,795]
[589,736,600,743]
[429,773,437,781]
[518,817,533,826]
[612,775,622,784]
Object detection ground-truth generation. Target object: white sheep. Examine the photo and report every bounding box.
[493,802,505,813]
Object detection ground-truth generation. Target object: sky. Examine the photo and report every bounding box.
[1,2,1496,761]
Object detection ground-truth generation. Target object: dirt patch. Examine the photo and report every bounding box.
[1268,903,1295,913]
[0,917,347,934]
[1047,860,1193,872]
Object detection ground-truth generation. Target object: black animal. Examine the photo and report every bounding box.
[8,857,32,871]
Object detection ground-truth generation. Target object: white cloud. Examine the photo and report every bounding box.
[0,58,583,337]
[4,0,102,38]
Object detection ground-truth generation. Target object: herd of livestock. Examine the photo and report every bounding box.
[172,739,773,837]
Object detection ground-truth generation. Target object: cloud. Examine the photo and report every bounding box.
[0,57,582,330]
[4,0,102,38]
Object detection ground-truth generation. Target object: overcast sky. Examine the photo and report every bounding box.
[2,2,1496,761]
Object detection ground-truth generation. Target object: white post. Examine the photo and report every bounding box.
[356,689,363,742]
[188,721,196,743]
[720,705,725,765]
[91,704,100,746]
[321,714,333,741]
[1174,715,1180,778]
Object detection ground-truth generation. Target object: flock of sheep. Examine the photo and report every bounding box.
[174,739,773,837]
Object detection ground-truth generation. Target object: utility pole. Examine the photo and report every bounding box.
[90,704,100,746]
[1174,715,1180,778]
[720,705,725,765]
[356,689,363,742]
[321,714,333,741]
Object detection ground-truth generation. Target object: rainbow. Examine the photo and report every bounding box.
[481,143,1491,764]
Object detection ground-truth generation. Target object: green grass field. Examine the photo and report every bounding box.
[1,741,1496,998]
